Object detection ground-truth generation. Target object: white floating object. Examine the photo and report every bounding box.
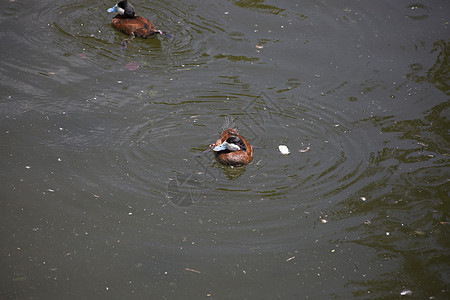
[400,289,412,296]
[278,145,290,155]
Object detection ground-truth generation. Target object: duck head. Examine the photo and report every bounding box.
[213,136,247,152]
[108,1,135,18]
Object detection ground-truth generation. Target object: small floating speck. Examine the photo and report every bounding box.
[279,145,290,155]
[386,232,390,236]
[126,61,140,71]
[360,196,366,201]
[255,45,264,49]
[25,166,31,169]
[320,219,328,224]
[47,189,55,193]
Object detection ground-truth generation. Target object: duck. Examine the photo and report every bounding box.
[210,118,253,166]
[107,1,163,38]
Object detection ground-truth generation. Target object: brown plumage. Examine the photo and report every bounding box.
[212,128,253,167]
[111,15,161,38]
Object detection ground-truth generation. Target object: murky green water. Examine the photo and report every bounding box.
[1,0,448,298]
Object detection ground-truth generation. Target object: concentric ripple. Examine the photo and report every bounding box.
[98,89,379,252]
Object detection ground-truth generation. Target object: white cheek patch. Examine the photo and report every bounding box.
[117,7,125,15]
[227,143,241,151]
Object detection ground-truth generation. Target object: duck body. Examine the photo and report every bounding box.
[212,128,253,167]
[108,1,162,38]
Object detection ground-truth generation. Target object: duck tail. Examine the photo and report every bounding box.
[222,116,235,130]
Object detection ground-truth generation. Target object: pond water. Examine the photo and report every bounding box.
[1,0,449,298]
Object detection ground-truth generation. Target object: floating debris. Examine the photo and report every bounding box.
[360,196,366,201]
[279,145,290,155]
[400,289,412,296]
[185,267,201,274]
[286,256,295,262]
[320,218,328,224]
[255,45,264,49]
[299,146,310,153]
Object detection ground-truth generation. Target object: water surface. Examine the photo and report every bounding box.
[1,0,449,298]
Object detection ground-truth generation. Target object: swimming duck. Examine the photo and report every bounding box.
[211,118,253,166]
[107,1,163,38]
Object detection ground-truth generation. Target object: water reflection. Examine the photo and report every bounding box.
[233,0,286,15]
[428,40,449,95]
